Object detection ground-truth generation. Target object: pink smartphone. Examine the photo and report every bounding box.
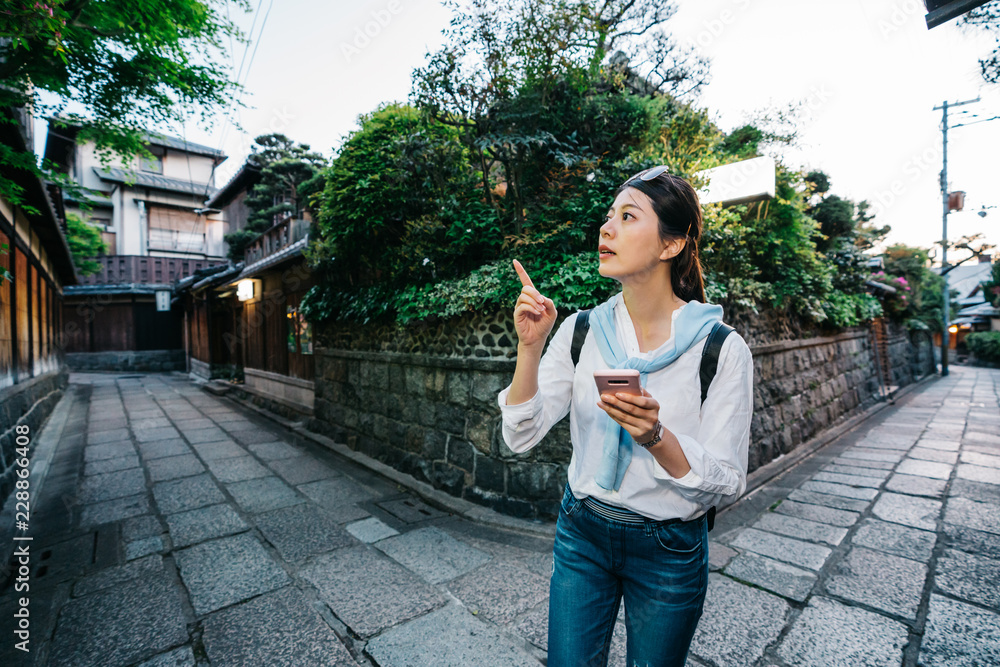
[594,369,642,397]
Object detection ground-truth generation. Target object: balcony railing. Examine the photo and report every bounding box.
[75,255,229,285]
[244,217,310,266]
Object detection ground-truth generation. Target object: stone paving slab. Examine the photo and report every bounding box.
[182,427,230,444]
[376,526,492,584]
[83,453,141,476]
[202,586,357,666]
[825,546,927,620]
[916,438,961,451]
[832,455,896,470]
[824,463,891,480]
[136,645,196,667]
[77,467,148,503]
[896,458,952,480]
[949,478,1000,505]
[73,554,164,598]
[919,594,1000,667]
[944,523,1000,559]
[134,427,182,443]
[775,596,909,667]
[81,493,151,527]
[885,472,948,498]
[961,451,1000,468]
[247,440,302,460]
[85,441,136,462]
[126,536,164,559]
[205,454,272,483]
[191,439,247,460]
[87,428,131,445]
[945,497,1000,535]
[708,541,739,571]
[729,528,832,571]
[908,447,959,464]
[346,517,400,543]
[269,455,341,485]
[689,574,789,667]
[146,453,205,482]
[723,552,816,602]
[447,559,548,626]
[810,471,884,489]
[122,514,164,542]
[152,474,226,515]
[174,532,290,616]
[752,511,848,546]
[48,572,188,667]
[226,476,305,514]
[851,518,936,562]
[166,503,249,548]
[800,480,879,500]
[255,502,358,563]
[137,438,191,460]
[956,463,999,485]
[298,477,377,523]
[840,449,905,463]
[786,488,872,512]
[231,428,285,445]
[367,603,538,667]
[301,545,446,638]
[872,492,942,530]
[773,499,860,527]
[936,548,1000,610]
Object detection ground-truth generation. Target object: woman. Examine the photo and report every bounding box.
[497,167,753,667]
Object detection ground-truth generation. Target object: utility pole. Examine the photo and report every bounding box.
[933,97,979,377]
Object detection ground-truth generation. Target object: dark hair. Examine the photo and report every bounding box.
[613,173,707,303]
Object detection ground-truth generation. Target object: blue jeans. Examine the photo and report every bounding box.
[548,483,709,667]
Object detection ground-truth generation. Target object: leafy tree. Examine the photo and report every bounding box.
[65,213,107,275]
[0,0,247,214]
[226,133,326,261]
[881,244,950,329]
[960,1,1000,84]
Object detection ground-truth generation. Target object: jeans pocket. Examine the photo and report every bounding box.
[653,520,703,555]
[561,486,582,516]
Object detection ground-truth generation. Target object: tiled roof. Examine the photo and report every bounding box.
[94,167,217,198]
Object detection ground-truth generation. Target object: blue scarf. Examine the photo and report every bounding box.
[590,293,723,491]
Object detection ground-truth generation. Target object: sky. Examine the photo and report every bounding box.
[36,0,1000,264]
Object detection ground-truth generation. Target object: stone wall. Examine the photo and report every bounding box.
[65,349,185,372]
[0,371,68,508]
[311,312,934,520]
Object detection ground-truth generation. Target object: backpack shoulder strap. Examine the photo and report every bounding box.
[699,321,735,405]
[571,309,591,367]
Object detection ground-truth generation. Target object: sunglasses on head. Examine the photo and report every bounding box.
[621,165,670,188]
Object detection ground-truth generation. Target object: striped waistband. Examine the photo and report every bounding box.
[581,495,649,524]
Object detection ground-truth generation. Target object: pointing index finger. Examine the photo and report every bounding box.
[512,259,535,288]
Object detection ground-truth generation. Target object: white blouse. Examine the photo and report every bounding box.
[497,293,754,521]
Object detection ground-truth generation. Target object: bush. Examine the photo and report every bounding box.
[966,332,1000,364]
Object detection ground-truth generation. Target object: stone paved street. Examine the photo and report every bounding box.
[1,366,998,666]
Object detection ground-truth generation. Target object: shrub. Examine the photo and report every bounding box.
[966,331,1000,364]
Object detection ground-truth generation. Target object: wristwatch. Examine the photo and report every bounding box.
[636,421,663,448]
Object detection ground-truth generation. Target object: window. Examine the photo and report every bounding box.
[140,145,165,174]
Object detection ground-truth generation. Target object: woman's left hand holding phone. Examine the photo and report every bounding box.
[598,388,661,444]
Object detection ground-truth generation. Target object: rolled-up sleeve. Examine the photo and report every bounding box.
[652,334,754,504]
[497,313,577,454]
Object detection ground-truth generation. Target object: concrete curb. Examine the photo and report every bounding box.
[0,385,74,576]
[203,372,939,540]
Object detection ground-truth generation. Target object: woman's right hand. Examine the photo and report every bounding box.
[512,259,557,348]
